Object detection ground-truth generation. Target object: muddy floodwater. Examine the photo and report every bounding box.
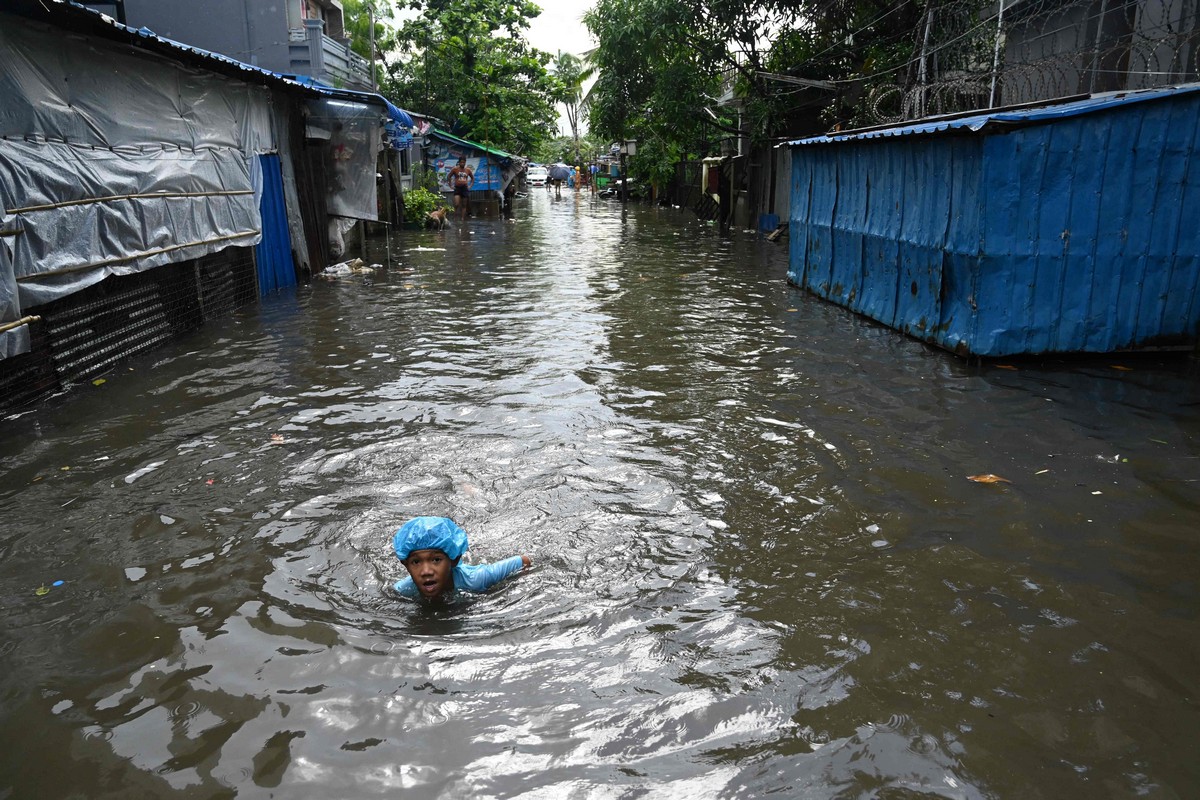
[2,190,1199,798]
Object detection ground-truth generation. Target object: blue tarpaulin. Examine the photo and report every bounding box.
[255,154,296,295]
[383,100,414,149]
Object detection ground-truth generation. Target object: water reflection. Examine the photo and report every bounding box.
[1,190,1198,797]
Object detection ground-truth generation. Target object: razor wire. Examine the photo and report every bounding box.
[860,0,1199,124]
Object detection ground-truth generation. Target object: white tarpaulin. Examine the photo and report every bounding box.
[0,13,272,317]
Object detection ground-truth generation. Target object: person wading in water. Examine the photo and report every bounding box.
[448,157,475,222]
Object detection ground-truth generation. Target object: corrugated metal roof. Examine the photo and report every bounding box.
[428,129,520,161]
[8,1,418,128]
[786,83,1200,146]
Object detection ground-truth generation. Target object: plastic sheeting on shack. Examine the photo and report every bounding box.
[0,12,266,317]
[305,98,384,221]
[786,84,1200,357]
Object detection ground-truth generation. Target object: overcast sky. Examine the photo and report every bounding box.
[525,0,597,57]
[526,1,598,134]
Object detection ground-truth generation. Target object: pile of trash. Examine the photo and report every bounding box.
[319,258,381,279]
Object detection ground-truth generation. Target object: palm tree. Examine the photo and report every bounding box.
[553,51,594,164]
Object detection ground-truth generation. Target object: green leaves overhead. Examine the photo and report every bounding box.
[341,0,397,64]
[584,0,930,165]
[583,0,732,185]
[384,0,562,155]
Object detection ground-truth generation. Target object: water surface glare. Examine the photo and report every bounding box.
[2,191,1199,798]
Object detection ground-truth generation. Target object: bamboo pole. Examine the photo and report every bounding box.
[10,189,254,215]
[14,230,260,281]
[0,315,40,334]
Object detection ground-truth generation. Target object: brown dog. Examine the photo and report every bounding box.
[426,207,449,230]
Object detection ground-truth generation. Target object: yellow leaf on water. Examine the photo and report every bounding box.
[35,585,50,596]
[1110,365,1132,371]
[92,378,106,386]
[60,466,70,471]
[967,474,1012,484]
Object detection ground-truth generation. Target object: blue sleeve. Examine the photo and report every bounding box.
[454,556,527,593]
[393,577,419,597]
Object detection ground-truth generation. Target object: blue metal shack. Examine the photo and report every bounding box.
[785,85,1200,357]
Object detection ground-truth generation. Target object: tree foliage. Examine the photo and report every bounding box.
[582,0,738,185]
[341,0,397,69]
[383,0,563,155]
[552,52,594,163]
[583,0,928,173]
[531,132,609,165]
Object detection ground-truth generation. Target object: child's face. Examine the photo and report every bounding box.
[403,548,454,598]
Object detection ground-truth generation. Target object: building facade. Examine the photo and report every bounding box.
[121,0,374,91]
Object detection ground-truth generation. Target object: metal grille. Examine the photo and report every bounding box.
[0,247,258,414]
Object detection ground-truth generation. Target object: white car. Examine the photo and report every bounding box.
[527,166,548,187]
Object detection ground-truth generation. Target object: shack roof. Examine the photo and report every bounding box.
[3,0,415,127]
[786,83,1200,147]
[427,129,520,162]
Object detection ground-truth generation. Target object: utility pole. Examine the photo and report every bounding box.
[368,1,377,91]
[620,151,627,203]
[918,6,934,117]
[989,0,1007,106]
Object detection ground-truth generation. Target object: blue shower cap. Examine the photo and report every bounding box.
[393,516,469,562]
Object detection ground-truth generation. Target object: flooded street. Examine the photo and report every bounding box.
[2,190,1199,798]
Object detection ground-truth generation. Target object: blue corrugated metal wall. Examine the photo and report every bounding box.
[255,154,297,296]
[789,91,1200,356]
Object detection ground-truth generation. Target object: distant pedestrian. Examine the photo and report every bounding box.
[548,164,570,199]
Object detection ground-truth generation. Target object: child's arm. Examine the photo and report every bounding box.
[457,555,531,592]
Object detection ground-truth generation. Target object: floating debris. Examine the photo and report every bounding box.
[319,258,376,279]
[967,474,1012,484]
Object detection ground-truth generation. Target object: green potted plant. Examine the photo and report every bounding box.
[401,187,448,228]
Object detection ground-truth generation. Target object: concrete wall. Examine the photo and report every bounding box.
[124,0,292,72]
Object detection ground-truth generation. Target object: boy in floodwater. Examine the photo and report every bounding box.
[392,516,531,601]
